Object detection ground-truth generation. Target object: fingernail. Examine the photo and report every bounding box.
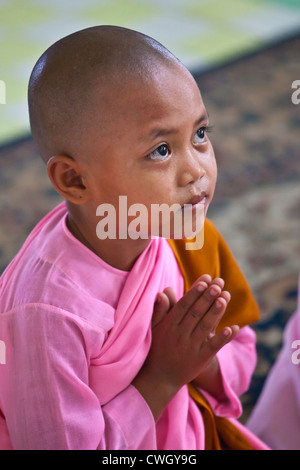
[209,287,219,296]
[215,299,223,309]
[197,282,207,292]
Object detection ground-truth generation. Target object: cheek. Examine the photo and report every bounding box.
[211,158,217,182]
[207,146,217,181]
[133,169,174,201]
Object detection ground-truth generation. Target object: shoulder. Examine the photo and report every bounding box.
[0,202,115,332]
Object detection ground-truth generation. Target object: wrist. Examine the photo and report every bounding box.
[192,357,226,400]
[132,367,179,421]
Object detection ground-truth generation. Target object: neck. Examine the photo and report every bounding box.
[66,205,151,272]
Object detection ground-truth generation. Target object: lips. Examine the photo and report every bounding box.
[185,192,207,206]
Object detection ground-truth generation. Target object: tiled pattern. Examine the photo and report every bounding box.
[0,0,300,144]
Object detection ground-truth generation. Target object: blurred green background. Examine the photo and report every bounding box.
[0,0,300,145]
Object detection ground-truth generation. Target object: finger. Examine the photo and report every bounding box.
[218,290,231,303]
[192,292,230,340]
[209,326,237,347]
[191,279,228,320]
[198,326,235,365]
[209,323,239,341]
[207,291,232,335]
[179,281,225,330]
[171,280,209,324]
[191,276,225,291]
[152,292,171,327]
[209,277,225,290]
[162,286,177,310]
[229,324,240,339]
[190,274,212,289]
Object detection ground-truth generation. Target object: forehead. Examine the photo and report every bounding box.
[136,66,203,125]
[96,63,205,136]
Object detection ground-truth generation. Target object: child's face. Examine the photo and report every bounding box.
[82,63,217,237]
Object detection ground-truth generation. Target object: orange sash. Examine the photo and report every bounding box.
[168,219,259,450]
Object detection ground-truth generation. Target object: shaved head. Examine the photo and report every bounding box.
[28,25,181,163]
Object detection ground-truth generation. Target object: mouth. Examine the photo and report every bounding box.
[185,192,208,207]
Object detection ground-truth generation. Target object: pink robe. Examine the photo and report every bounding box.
[0,202,268,449]
[247,275,300,450]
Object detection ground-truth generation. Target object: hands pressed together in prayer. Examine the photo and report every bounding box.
[132,274,240,421]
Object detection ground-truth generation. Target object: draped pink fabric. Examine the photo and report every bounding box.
[90,232,168,405]
[0,202,268,449]
[247,275,300,450]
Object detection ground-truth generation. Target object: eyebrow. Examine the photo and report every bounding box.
[148,110,209,140]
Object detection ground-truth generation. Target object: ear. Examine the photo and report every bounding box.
[47,155,90,204]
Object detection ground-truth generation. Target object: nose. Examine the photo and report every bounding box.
[178,148,206,187]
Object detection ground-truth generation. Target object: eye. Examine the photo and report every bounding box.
[147,144,170,161]
[193,127,207,144]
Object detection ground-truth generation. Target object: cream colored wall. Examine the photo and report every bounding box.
[0,0,299,144]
